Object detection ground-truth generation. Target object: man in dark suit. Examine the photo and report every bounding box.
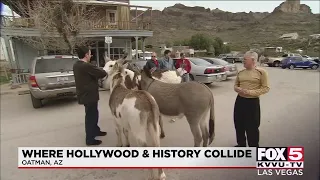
[73,46,107,146]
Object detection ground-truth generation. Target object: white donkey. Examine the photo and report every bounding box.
[102,60,184,90]
[107,60,166,180]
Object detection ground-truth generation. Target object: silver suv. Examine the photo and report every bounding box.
[28,55,79,108]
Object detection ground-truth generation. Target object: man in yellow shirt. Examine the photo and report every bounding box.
[233,51,270,147]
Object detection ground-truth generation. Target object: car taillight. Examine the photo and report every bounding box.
[29,76,38,87]
[223,67,228,71]
[204,69,214,74]
[55,55,63,58]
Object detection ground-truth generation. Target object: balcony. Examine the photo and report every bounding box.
[1,16,151,31]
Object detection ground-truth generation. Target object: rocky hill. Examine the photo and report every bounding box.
[134,0,319,52]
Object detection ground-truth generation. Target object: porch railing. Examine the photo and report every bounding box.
[1,16,151,30]
[12,73,30,84]
[10,69,30,84]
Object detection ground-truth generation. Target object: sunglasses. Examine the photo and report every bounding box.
[151,56,156,57]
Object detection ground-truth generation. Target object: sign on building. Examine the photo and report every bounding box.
[105,36,112,44]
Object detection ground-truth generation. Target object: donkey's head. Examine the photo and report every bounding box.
[138,65,154,90]
[107,60,128,91]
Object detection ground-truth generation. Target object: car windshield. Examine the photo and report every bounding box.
[140,53,152,58]
[210,58,228,65]
[35,57,79,73]
[190,58,213,66]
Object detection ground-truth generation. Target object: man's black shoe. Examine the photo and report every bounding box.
[96,131,107,137]
[234,145,246,147]
[86,139,102,146]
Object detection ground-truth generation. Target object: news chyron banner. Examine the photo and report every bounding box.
[18,147,304,176]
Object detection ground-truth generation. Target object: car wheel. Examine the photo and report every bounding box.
[289,64,295,70]
[273,61,280,67]
[281,66,286,69]
[311,65,319,70]
[30,93,43,109]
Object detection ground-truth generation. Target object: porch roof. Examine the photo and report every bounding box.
[0,28,153,37]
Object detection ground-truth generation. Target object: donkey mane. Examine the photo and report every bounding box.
[143,65,153,79]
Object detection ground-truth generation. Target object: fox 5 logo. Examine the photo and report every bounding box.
[257,147,304,161]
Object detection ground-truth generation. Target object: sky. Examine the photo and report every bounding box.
[129,1,320,14]
[1,0,319,15]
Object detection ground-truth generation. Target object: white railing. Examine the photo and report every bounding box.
[12,73,30,84]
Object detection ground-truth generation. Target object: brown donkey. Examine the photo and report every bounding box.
[107,61,166,180]
[139,66,215,147]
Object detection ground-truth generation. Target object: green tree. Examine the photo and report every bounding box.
[181,39,190,46]
[173,39,190,46]
[164,40,172,47]
[173,40,182,46]
[223,45,231,54]
[211,37,224,56]
[189,33,212,51]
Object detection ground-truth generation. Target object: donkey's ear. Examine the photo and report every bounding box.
[123,63,129,69]
[116,59,125,65]
[104,55,112,62]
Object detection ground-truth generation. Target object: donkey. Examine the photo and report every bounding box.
[107,60,166,180]
[139,66,215,147]
[102,60,183,90]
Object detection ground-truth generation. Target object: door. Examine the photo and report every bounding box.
[292,57,303,67]
[302,59,313,67]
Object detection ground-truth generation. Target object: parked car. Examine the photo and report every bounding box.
[302,55,314,61]
[265,53,301,67]
[201,57,238,78]
[217,54,229,59]
[281,56,319,70]
[218,54,243,63]
[28,55,79,108]
[173,57,227,85]
[313,57,319,64]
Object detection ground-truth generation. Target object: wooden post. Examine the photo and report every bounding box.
[135,7,138,29]
[96,41,99,67]
[135,36,138,60]
[150,8,152,30]
[142,37,145,61]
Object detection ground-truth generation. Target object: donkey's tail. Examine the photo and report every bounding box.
[208,93,215,145]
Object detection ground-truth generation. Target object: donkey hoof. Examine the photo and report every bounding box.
[160,133,165,139]
[169,119,176,123]
[159,172,166,180]
[125,144,130,147]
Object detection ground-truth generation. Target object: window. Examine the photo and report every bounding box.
[211,58,228,65]
[109,12,116,23]
[105,47,125,60]
[189,58,212,66]
[292,57,302,61]
[35,57,79,73]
